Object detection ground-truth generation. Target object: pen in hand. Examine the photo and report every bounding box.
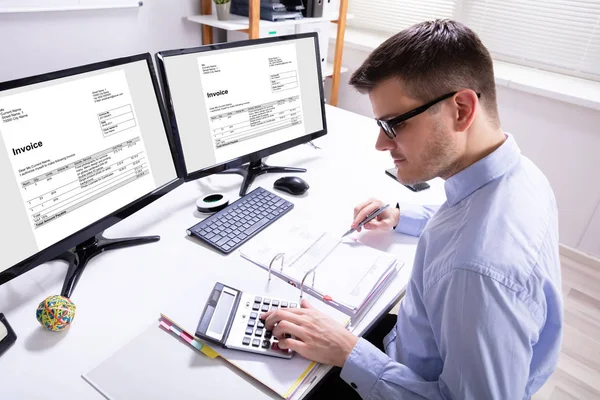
[342,204,390,238]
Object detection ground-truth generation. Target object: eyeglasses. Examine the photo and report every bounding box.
[376,91,482,139]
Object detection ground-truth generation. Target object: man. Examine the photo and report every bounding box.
[263,19,562,399]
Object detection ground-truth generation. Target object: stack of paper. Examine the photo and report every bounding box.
[239,225,403,318]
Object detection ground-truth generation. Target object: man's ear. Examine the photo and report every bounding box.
[452,90,478,132]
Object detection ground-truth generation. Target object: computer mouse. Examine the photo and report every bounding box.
[273,176,309,195]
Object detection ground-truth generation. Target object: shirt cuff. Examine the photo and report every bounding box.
[394,202,427,237]
[340,337,390,399]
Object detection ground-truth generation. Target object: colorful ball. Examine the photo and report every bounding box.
[36,295,76,332]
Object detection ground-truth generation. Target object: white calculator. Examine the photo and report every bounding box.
[195,282,298,359]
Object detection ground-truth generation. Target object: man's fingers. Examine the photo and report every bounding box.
[363,220,386,230]
[272,319,305,340]
[277,338,309,355]
[300,299,313,309]
[263,309,305,330]
[353,198,375,218]
[351,202,381,228]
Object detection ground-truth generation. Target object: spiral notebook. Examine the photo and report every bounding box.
[239,224,402,317]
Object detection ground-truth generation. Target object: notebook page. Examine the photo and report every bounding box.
[286,237,398,309]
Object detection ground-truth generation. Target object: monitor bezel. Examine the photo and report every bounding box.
[0,53,183,286]
[155,32,328,182]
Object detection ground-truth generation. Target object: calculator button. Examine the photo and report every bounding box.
[255,328,263,337]
[257,321,264,329]
[254,296,262,303]
[252,339,260,347]
[271,305,278,311]
[245,327,253,335]
[262,340,270,349]
[261,304,269,312]
[280,301,288,308]
[263,298,271,305]
[250,312,258,319]
[290,303,297,308]
[265,331,272,339]
[247,319,255,327]
[271,342,280,351]
[252,303,260,311]
[242,337,251,346]
[271,300,279,307]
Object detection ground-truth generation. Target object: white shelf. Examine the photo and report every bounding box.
[187,13,352,31]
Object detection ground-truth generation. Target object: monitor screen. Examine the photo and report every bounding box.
[157,34,326,178]
[0,55,179,277]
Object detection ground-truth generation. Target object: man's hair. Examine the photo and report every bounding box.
[349,19,499,125]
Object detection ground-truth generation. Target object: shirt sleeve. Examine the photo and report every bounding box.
[340,269,541,400]
[394,203,440,237]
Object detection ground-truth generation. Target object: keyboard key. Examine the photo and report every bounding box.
[244,218,269,235]
[211,235,223,243]
[261,304,269,312]
[250,312,258,319]
[265,331,272,339]
[254,296,262,303]
[255,328,264,336]
[205,233,215,240]
[262,340,270,349]
[252,302,260,311]
[247,319,255,327]
[252,339,260,347]
[243,337,251,346]
[271,342,280,351]
[290,303,297,308]
[280,301,288,308]
[245,327,253,335]
[222,244,231,252]
[257,321,264,329]
[271,300,279,307]
[263,298,271,305]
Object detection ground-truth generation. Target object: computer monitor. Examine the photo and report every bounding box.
[155,33,327,196]
[0,54,182,298]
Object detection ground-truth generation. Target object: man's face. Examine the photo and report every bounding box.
[369,78,461,185]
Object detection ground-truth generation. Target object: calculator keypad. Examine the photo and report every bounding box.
[228,293,296,359]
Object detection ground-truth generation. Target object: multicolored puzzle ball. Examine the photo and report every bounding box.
[36,295,76,332]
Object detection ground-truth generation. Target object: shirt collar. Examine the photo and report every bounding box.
[444,134,520,206]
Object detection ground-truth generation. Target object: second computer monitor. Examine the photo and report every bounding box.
[156,33,327,196]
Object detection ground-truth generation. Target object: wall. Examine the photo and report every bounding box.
[0,1,203,82]
[325,44,600,258]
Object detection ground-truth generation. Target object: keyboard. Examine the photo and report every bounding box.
[186,187,294,254]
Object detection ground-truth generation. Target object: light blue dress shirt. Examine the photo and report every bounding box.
[341,135,563,399]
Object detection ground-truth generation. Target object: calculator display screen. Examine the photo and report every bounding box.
[209,291,235,337]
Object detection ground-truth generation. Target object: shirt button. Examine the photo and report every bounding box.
[351,382,358,389]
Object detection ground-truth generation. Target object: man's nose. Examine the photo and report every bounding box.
[375,128,395,152]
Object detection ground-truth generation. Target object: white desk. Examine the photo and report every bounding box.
[0,105,446,399]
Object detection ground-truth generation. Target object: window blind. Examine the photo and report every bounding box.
[348,0,458,33]
[461,0,600,78]
[348,0,600,80]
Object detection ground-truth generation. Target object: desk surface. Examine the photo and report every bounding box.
[0,105,446,399]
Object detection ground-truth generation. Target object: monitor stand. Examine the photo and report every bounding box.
[53,232,159,298]
[219,159,306,196]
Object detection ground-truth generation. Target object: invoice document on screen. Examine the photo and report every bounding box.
[0,70,156,250]
[197,42,306,163]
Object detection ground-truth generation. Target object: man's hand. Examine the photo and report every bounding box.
[352,198,400,232]
[261,300,358,367]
